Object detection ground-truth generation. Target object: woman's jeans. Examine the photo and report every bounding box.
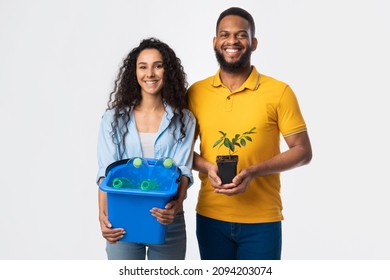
[196,213,282,260]
[106,211,186,260]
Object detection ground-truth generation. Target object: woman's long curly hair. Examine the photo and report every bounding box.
[107,37,189,158]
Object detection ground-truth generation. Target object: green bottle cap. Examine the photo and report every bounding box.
[163,158,173,168]
[140,179,159,191]
[112,178,123,188]
[140,180,151,190]
[133,157,142,168]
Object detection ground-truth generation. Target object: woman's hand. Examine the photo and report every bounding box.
[150,200,182,225]
[99,211,125,244]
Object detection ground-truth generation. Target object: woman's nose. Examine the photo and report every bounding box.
[146,68,155,78]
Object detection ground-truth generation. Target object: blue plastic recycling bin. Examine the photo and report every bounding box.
[99,157,181,244]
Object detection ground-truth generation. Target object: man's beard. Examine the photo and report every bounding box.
[214,46,251,73]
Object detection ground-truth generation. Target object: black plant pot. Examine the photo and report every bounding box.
[216,155,238,184]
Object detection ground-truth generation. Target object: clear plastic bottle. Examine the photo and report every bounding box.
[110,177,133,188]
[150,157,178,191]
[126,157,150,189]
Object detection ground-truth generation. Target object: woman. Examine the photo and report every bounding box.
[96,38,195,260]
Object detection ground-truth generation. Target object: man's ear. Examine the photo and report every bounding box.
[252,37,258,51]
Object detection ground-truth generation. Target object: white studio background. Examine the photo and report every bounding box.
[0,0,389,260]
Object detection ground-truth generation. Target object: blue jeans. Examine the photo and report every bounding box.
[106,211,186,260]
[196,213,282,260]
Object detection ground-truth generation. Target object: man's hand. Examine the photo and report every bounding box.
[214,168,254,196]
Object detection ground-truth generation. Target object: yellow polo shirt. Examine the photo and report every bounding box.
[188,66,307,223]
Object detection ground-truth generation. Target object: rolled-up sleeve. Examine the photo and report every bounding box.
[173,110,196,187]
[96,111,117,184]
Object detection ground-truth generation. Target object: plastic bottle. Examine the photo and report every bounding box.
[126,157,150,189]
[139,179,159,191]
[110,177,133,188]
[150,157,179,191]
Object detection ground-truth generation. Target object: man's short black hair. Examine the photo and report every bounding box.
[216,7,256,36]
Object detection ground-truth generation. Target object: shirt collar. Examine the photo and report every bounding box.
[127,101,175,118]
[212,66,261,92]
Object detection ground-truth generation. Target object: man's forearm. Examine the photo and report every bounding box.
[193,152,214,173]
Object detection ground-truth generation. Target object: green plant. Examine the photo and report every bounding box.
[212,127,256,156]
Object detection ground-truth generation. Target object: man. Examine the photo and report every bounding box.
[187,7,312,260]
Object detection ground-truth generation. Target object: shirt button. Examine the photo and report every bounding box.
[227,96,231,100]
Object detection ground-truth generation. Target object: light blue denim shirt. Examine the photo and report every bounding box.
[97,104,196,187]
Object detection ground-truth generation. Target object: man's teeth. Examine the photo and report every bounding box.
[226,49,239,53]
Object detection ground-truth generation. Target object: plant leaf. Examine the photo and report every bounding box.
[212,138,223,148]
[213,128,256,152]
[224,138,234,152]
[244,127,256,135]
